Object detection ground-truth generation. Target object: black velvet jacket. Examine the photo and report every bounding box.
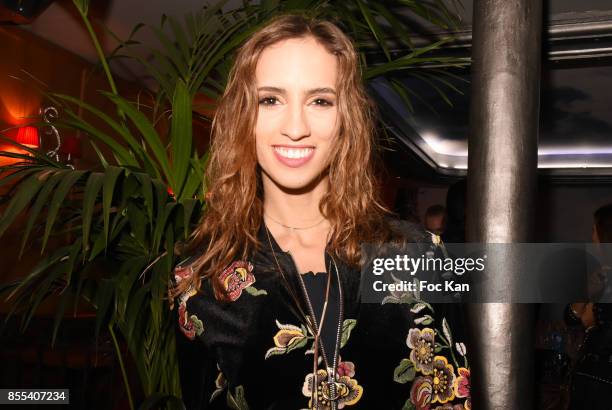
[173,220,472,410]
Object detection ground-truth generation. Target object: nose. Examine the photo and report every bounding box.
[280,104,310,140]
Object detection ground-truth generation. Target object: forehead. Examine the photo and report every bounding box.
[255,36,338,89]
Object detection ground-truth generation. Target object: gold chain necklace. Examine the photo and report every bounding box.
[264,213,325,230]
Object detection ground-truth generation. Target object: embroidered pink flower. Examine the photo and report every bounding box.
[337,361,356,378]
[219,261,256,301]
[410,375,433,410]
[454,367,471,410]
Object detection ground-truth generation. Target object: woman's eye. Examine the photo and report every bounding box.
[259,96,279,105]
[312,98,333,107]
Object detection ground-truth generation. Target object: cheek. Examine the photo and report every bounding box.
[255,113,274,151]
[309,108,339,140]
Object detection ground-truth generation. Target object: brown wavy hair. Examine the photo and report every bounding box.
[174,14,397,301]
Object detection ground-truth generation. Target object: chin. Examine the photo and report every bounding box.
[271,174,321,192]
[262,165,327,193]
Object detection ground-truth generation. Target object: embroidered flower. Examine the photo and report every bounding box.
[407,327,436,375]
[431,356,456,404]
[178,303,204,340]
[265,320,310,359]
[410,376,433,410]
[336,361,356,378]
[302,365,363,409]
[175,263,200,340]
[174,263,194,282]
[408,372,465,410]
[454,367,471,410]
[220,261,256,301]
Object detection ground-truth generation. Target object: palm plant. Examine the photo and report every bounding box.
[0,0,465,408]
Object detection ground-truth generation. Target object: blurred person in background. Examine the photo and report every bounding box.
[567,203,612,410]
[423,204,446,236]
[442,180,466,243]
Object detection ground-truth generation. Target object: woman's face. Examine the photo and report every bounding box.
[254,36,339,191]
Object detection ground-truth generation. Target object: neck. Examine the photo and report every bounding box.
[262,175,329,228]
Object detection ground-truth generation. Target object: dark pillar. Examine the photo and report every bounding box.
[466,1,543,409]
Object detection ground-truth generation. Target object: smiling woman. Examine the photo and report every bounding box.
[171,14,471,410]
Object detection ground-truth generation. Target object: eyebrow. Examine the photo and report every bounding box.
[257,86,337,95]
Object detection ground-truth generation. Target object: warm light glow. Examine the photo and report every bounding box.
[0,144,30,166]
[16,126,39,148]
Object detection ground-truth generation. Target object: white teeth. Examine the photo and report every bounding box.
[274,147,313,159]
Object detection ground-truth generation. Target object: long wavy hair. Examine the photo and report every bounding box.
[174,14,396,300]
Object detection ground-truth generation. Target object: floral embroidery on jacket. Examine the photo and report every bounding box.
[174,262,201,340]
[220,260,260,301]
[430,355,457,403]
[265,319,357,359]
[265,320,312,359]
[454,367,471,410]
[407,327,436,375]
[302,360,363,409]
[382,237,471,410]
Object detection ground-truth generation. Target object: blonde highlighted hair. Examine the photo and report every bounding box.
[174,14,395,301]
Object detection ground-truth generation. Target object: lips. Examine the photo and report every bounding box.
[272,145,315,168]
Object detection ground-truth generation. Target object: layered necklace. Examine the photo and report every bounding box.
[264,223,345,409]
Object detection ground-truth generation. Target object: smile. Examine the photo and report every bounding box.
[272,145,315,168]
[273,146,314,159]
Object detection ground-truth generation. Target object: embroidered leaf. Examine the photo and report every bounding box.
[402,398,417,410]
[275,320,302,332]
[264,347,286,359]
[456,342,467,356]
[399,293,417,304]
[286,336,309,354]
[442,317,453,346]
[190,314,204,336]
[393,359,416,384]
[210,369,227,403]
[340,319,357,348]
[435,343,443,353]
[414,315,434,325]
[210,387,223,403]
[382,295,400,304]
[227,385,249,410]
[410,302,427,313]
[244,286,267,296]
